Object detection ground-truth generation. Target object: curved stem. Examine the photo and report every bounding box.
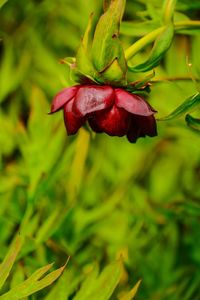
[151,76,200,83]
[175,20,200,30]
[125,20,200,61]
[125,26,165,60]
[162,0,177,24]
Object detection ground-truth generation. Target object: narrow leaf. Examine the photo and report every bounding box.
[30,264,66,293]
[67,128,90,202]
[0,235,23,290]
[91,0,126,73]
[159,93,200,121]
[0,264,66,300]
[25,263,54,282]
[35,207,63,244]
[119,280,142,300]
[0,0,8,9]
[185,114,200,132]
[86,261,122,300]
[73,267,99,300]
[81,13,94,49]
[0,43,29,103]
[44,269,81,300]
[10,265,25,289]
[98,58,126,85]
[76,14,97,79]
[128,24,174,73]
[74,261,122,300]
[132,71,155,90]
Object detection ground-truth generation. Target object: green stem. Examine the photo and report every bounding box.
[175,20,200,30]
[162,0,177,24]
[19,203,34,235]
[125,20,200,61]
[125,26,165,60]
[151,76,200,83]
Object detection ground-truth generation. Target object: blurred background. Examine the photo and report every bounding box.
[1,0,200,299]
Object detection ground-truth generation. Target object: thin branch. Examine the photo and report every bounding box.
[150,76,200,83]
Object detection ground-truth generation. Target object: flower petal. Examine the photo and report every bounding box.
[51,86,79,113]
[89,105,130,136]
[63,98,85,135]
[88,118,103,133]
[115,88,156,116]
[127,115,157,143]
[73,85,114,117]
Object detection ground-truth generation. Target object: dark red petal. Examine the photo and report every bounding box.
[115,88,156,116]
[127,115,157,143]
[88,117,103,133]
[89,105,131,137]
[51,86,78,113]
[63,98,85,135]
[73,85,114,117]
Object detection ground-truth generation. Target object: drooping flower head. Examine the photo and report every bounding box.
[50,0,158,143]
[50,85,157,143]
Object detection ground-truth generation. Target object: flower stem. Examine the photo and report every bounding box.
[175,20,200,30]
[162,0,177,24]
[125,20,200,61]
[125,26,165,60]
[151,76,200,83]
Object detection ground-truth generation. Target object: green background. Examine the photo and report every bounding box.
[1,0,200,299]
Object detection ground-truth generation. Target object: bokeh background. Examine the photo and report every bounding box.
[1,0,200,299]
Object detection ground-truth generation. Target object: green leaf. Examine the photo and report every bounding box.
[67,128,90,203]
[185,114,200,133]
[159,93,200,121]
[0,0,8,9]
[19,86,66,202]
[35,206,64,244]
[74,261,122,300]
[119,280,141,300]
[0,235,23,290]
[98,57,127,86]
[0,42,29,103]
[76,13,97,80]
[44,269,81,300]
[24,263,54,282]
[91,0,126,76]
[183,201,200,217]
[128,24,174,73]
[131,71,155,90]
[0,263,66,300]
[73,266,99,300]
[10,265,25,289]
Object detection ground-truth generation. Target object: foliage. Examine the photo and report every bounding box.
[1,0,200,299]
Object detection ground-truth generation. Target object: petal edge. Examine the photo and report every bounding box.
[115,88,156,116]
[63,98,85,135]
[89,105,130,137]
[51,86,79,113]
[127,115,157,143]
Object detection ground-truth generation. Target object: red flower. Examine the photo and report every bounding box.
[50,85,157,143]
